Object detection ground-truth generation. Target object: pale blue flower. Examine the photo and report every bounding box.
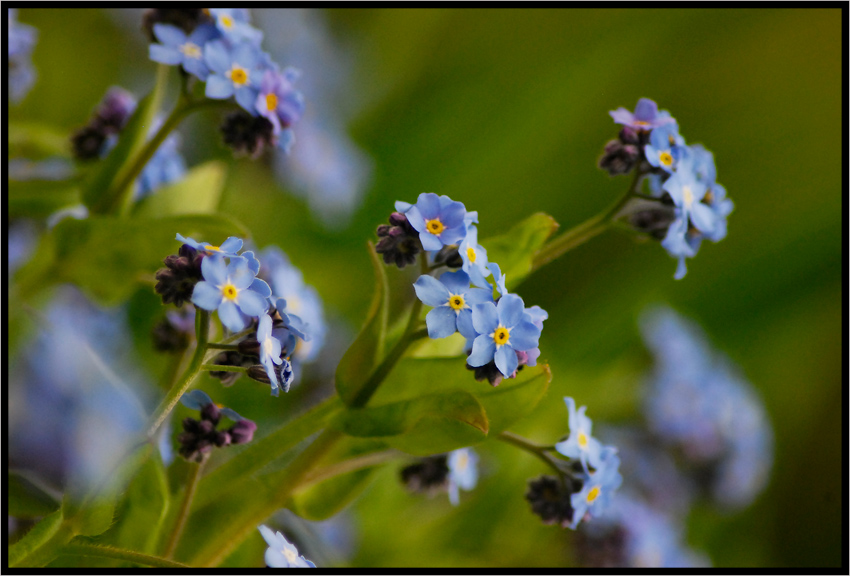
[176,234,243,257]
[209,8,263,45]
[413,270,492,340]
[258,525,316,568]
[149,23,219,80]
[555,397,604,469]
[447,448,479,506]
[570,447,622,529]
[609,98,675,131]
[405,193,470,251]
[191,255,270,332]
[459,225,490,288]
[645,121,686,174]
[257,314,283,391]
[204,39,266,112]
[467,294,541,377]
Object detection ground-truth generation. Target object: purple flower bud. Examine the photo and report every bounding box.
[200,403,221,425]
[229,419,257,444]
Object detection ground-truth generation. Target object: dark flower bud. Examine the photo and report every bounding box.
[154,249,205,307]
[247,359,294,393]
[616,197,677,240]
[221,111,276,158]
[526,475,580,528]
[433,245,463,268]
[200,402,221,425]
[466,349,528,386]
[375,212,421,269]
[599,139,640,176]
[151,316,191,353]
[618,126,640,145]
[94,87,136,134]
[70,125,108,160]
[229,419,258,445]
[214,431,232,447]
[141,8,209,42]
[237,338,261,358]
[400,455,450,495]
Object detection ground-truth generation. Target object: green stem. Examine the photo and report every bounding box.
[59,543,189,568]
[205,342,241,351]
[146,309,210,438]
[163,457,206,560]
[498,431,566,477]
[200,363,248,373]
[349,252,429,408]
[531,168,646,271]
[297,449,401,490]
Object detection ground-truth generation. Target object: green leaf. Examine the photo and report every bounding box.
[287,439,387,521]
[332,389,489,456]
[133,160,227,218]
[8,471,61,518]
[13,214,249,306]
[9,178,81,220]
[335,243,390,405]
[8,509,68,567]
[106,449,170,556]
[8,121,72,159]
[81,65,168,214]
[482,212,559,290]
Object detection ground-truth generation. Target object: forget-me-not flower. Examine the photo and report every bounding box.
[258,525,316,568]
[645,121,686,174]
[570,446,622,529]
[467,294,541,378]
[209,8,263,45]
[609,98,675,131]
[486,262,509,298]
[148,23,219,80]
[447,448,479,506]
[257,313,283,391]
[404,193,470,251]
[662,158,716,236]
[204,39,266,112]
[255,67,304,150]
[555,397,604,470]
[414,270,492,340]
[191,254,270,332]
[176,233,243,257]
[458,225,491,288]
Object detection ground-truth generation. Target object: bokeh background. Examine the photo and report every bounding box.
[7,7,843,568]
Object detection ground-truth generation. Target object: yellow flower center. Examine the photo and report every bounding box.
[220,15,234,29]
[586,486,601,503]
[425,218,445,235]
[578,432,588,449]
[492,326,510,347]
[266,92,278,112]
[466,247,477,263]
[283,547,298,564]
[180,42,202,59]
[228,65,249,86]
[448,294,466,312]
[204,244,221,252]
[659,152,673,166]
[456,452,469,470]
[633,120,650,127]
[221,283,238,301]
[682,185,694,208]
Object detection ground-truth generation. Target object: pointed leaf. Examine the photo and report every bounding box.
[8,471,61,518]
[335,242,390,405]
[8,509,67,567]
[482,212,559,290]
[132,160,227,217]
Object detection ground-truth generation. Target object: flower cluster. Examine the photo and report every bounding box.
[70,86,186,198]
[399,448,479,506]
[147,8,304,153]
[8,9,38,103]
[154,234,326,395]
[177,390,256,462]
[603,98,733,279]
[383,193,547,382]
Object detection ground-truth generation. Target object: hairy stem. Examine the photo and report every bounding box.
[163,457,206,560]
[205,342,241,351]
[498,430,566,477]
[297,449,401,490]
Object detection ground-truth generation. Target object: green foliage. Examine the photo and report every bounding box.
[133,160,227,218]
[8,121,71,159]
[335,243,390,406]
[81,65,168,215]
[8,471,61,518]
[9,178,81,220]
[8,509,67,567]
[14,213,248,306]
[482,212,559,290]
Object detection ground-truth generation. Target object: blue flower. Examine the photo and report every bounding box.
[458,225,491,288]
[554,397,604,469]
[486,262,509,298]
[609,98,675,131]
[259,247,326,363]
[404,193,470,251]
[255,67,304,150]
[413,270,492,340]
[467,294,542,377]
[258,525,316,568]
[569,446,622,529]
[662,158,716,236]
[644,121,686,173]
[176,234,243,257]
[204,39,266,112]
[257,313,283,390]
[148,23,219,80]
[447,448,479,506]
[191,254,270,332]
[8,9,37,103]
[209,8,263,45]
[660,213,701,280]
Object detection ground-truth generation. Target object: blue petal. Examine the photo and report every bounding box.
[235,85,259,113]
[405,206,425,231]
[203,40,230,74]
[419,231,443,251]
[690,202,716,234]
[180,389,212,410]
[257,313,274,341]
[674,256,688,280]
[227,259,254,290]
[191,281,223,311]
[395,201,412,213]
[497,293,525,328]
[237,288,269,318]
[426,306,458,339]
[416,193,441,219]
[456,309,476,340]
[439,201,467,228]
[220,236,243,254]
[413,275,449,306]
[439,270,471,294]
[153,23,186,47]
[467,335,496,367]
[218,300,246,332]
[509,320,541,351]
[466,287,493,306]
[250,277,272,298]
[438,225,467,246]
[149,44,182,65]
[472,302,498,335]
[205,74,234,99]
[495,345,518,377]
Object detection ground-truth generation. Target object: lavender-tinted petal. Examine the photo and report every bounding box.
[416,193,441,219]
[525,347,541,367]
[191,281,222,311]
[495,345,518,377]
[634,98,658,122]
[218,300,246,332]
[426,306,458,339]
[413,275,449,306]
[468,335,496,367]
[180,389,212,410]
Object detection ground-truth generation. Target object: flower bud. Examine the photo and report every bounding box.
[229,419,258,444]
[375,212,421,268]
[221,111,276,158]
[525,475,579,528]
[400,455,450,495]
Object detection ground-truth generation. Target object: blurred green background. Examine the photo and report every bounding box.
[9,8,842,568]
